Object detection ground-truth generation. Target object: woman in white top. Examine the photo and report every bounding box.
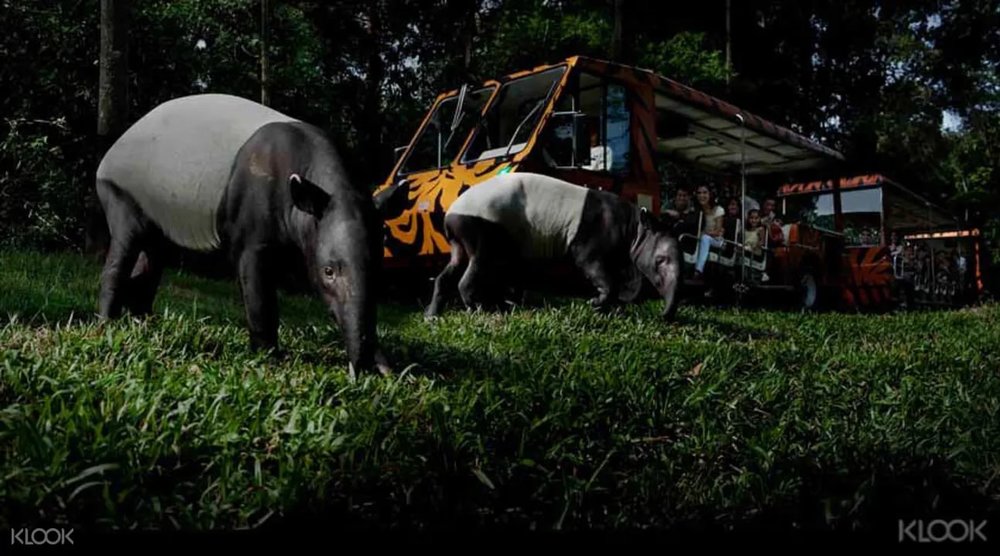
[693,185,726,277]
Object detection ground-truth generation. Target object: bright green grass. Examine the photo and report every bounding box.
[1,249,998,530]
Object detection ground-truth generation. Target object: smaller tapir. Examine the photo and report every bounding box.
[95,94,387,374]
[424,172,681,318]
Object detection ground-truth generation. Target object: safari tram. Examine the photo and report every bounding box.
[676,173,988,310]
[372,55,988,310]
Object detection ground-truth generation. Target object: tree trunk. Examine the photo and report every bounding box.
[464,14,473,75]
[611,0,624,61]
[725,0,732,88]
[445,0,478,83]
[361,0,385,185]
[261,0,271,106]
[90,0,129,257]
[463,0,476,78]
[97,0,128,145]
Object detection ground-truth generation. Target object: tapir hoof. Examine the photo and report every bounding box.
[375,350,393,376]
[589,297,613,312]
[661,306,679,322]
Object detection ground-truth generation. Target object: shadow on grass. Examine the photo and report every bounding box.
[687,313,789,342]
[713,454,1000,536]
[273,450,1000,534]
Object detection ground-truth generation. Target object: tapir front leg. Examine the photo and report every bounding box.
[236,245,279,351]
[578,258,618,311]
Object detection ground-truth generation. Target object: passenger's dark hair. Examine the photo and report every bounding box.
[694,185,717,209]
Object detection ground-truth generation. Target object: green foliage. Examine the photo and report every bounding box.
[944,113,1000,201]
[475,0,613,74]
[0,118,88,249]
[2,250,999,529]
[0,1,99,249]
[636,32,729,87]
[2,0,999,252]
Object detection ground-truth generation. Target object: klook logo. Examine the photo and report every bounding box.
[898,519,988,543]
[10,528,75,546]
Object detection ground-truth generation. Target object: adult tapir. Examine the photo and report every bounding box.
[424,172,681,319]
[96,93,387,374]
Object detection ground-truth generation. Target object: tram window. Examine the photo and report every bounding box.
[539,74,630,175]
[462,67,566,163]
[400,86,496,175]
[540,94,589,168]
[400,97,455,174]
[783,188,883,246]
[605,84,630,174]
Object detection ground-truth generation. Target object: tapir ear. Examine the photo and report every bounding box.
[289,173,330,217]
[639,206,653,229]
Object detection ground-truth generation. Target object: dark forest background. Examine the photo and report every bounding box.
[2,1,998,252]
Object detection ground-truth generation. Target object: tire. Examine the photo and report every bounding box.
[799,269,820,311]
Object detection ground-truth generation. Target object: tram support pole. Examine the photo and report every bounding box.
[737,113,747,305]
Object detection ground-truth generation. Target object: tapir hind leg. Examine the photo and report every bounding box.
[458,255,488,310]
[123,234,165,316]
[97,179,153,320]
[455,219,509,311]
[425,237,468,319]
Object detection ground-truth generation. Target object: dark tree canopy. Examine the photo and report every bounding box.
[1,0,997,251]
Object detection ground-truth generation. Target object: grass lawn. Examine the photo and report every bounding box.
[1,249,998,532]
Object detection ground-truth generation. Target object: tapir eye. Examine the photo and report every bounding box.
[323,261,345,281]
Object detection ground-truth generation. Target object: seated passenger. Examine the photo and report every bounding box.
[760,198,781,227]
[722,197,741,246]
[693,185,725,278]
[726,197,741,220]
[743,209,765,257]
[903,243,916,267]
[663,186,695,218]
[665,186,698,244]
[760,197,785,246]
[583,126,613,171]
[889,232,903,257]
[540,120,574,167]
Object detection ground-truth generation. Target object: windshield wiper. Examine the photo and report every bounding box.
[440,85,469,158]
[503,78,561,158]
[503,99,544,158]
